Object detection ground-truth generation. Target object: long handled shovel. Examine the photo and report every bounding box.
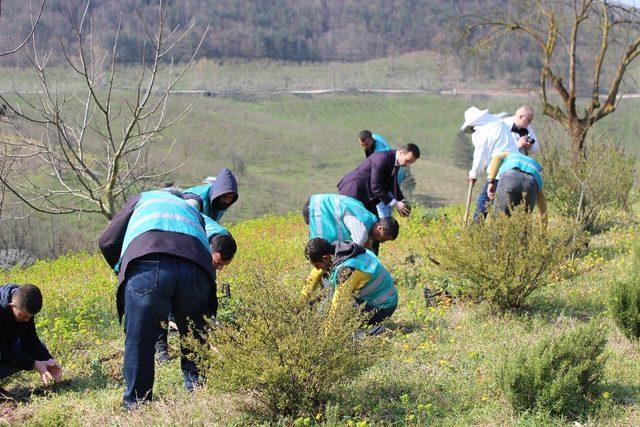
[463,180,474,225]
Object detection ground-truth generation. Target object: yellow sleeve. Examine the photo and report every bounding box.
[301,267,325,302]
[487,152,509,180]
[330,268,371,312]
[537,189,548,230]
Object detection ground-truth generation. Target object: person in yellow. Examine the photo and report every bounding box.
[302,238,397,326]
[486,151,547,226]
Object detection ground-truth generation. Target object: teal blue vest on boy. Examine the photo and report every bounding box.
[115,190,210,272]
[309,194,378,244]
[497,153,543,190]
[184,184,226,221]
[330,249,398,309]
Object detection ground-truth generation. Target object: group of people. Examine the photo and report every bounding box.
[0,104,546,409]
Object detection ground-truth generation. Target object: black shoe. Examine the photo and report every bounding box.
[155,348,171,363]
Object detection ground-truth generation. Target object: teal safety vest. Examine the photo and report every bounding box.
[184,184,226,221]
[330,249,397,309]
[372,133,405,184]
[497,153,543,190]
[308,194,378,244]
[203,216,230,240]
[115,191,210,272]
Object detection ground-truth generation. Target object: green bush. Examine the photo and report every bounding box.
[610,243,640,341]
[539,131,636,233]
[188,270,387,419]
[429,206,586,309]
[498,320,608,418]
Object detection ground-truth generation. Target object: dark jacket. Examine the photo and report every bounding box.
[337,150,404,213]
[97,193,216,320]
[183,168,239,220]
[0,284,52,370]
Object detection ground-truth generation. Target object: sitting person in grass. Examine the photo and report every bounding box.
[302,237,397,328]
[0,284,62,395]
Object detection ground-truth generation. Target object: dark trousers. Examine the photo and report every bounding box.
[302,198,310,225]
[122,254,213,408]
[473,180,493,222]
[362,303,396,325]
[495,169,538,216]
[155,313,176,352]
[0,363,18,382]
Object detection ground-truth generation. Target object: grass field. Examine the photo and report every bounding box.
[0,205,639,425]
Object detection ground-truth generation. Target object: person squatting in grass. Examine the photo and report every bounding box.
[98,189,237,409]
[302,237,398,326]
[463,105,540,222]
[486,151,548,227]
[357,130,408,218]
[0,284,62,394]
[155,168,239,363]
[302,193,400,291]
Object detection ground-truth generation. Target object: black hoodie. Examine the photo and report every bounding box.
[331,241,366,268]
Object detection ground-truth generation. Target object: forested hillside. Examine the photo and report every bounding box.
[0,0,540,84]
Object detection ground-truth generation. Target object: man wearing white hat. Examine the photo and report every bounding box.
[461,105,539,222]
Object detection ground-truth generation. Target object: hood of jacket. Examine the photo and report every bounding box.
[208,168,239,208]
[332,240,366,268]
[0,283,18,311]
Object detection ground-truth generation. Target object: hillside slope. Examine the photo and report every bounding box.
[0,207,639,425]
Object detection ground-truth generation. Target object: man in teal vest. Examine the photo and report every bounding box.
[98,190,237,409]
[156,169,238,361]
[302,237,397,326]
[302,194,399,250]
[486,151,547,222]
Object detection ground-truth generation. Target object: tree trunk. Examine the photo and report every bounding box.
[568,117,588,165]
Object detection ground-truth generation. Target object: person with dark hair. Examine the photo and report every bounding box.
[0,284,62,390]
[302,194,399,249]
[302,238,398,325]
[154,169,239,362]
[154,216,237,363]
[338,144,419,218]
[98,189,237,409]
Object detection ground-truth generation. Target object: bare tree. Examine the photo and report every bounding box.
[467,0,640,162]
[0,0,207,219]
[0,0,47,58]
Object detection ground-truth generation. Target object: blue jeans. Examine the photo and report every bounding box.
[473,180,493,222]
[495,169,538,216]
[362,303,397,325]
[122,254,214,408]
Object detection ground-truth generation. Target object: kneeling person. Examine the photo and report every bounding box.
[0,284,62,389]
[302,238,397,325]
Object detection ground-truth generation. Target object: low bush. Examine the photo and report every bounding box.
[498,320,608,418]
[540,131,636,233]
[610,242,640,341]
[188,270,388,419]
[429,206,586,309]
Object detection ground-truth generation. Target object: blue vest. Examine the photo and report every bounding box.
[203,216,230,240]
[308,194,378,244]
[373,133,405,184]
[330,249,397,309]
[497,153,543,190]
[115,191,210,272]
[184,184,226,221]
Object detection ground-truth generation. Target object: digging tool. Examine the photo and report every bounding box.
[463,180,474,225]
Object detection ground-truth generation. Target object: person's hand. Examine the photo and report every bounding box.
[468,177,477,185]
[487,183,496,200]
[395,201,411,217]
[517,136,533,151]
[34,359,62,386]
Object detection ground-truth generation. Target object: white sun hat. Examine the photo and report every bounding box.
[460,107,509,133]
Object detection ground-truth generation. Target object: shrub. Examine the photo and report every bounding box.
[610,242,640,341]
[539,131,636,233]
[429,206,586,309]
[188,270,388,419]
[498,320,608,418]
